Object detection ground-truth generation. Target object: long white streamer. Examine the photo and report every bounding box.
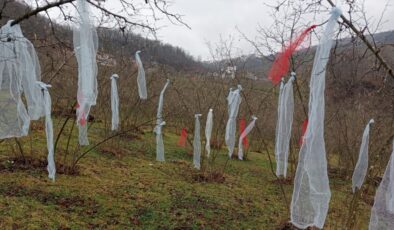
[205,109,213,158]
[110,74,120,131]
[156,79,170,126]
[369,140,394,229]
[291,7,342,229]
[238,116,257,160]
[36,81,56,181]
[352,119,374,192]
[74,0,98,145]
[225,85,242,158]
[78,124,89,146]
[275,74,295,177]
[193,114,202,169]
[136,51,147,99]
[275,80,285,166]
[154,79,170,161]
[155,121,166,162]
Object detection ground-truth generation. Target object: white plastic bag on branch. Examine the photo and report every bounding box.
[238,116,257,160]
[205,109,213,158]
[8,22,43,121]
[291,7,341,229]
[154,121,166,162]
[36,82,56,181]
[0,21,43,139]
[78,124,89,146]
[225,85,242,158]
[369,140,394,229]
[110,74,120,131]
[193,114,202,169]
[156,79,170,126]
[154,79,170,161]
[74,0,98,145]
[275,74,295,177]
[275,80,285,165]
[352,119,374,193]
[135,51,147,99]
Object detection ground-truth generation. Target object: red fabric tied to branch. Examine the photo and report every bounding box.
[239,118,249,149]
[299,118,308,146]
[268,25,316,85]
[177,128,188,147]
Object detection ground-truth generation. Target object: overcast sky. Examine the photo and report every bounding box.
[153,0,394,60]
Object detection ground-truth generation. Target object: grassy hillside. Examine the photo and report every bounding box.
[0,120,373,229]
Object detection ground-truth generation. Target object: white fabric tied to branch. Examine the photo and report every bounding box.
[205,109,213,158]
[369,140,394,229]
[135,51,147,99]
[74,0,98,145]
[0,21,43,139]
[238,116,257,160]
[7,22,43,121]
[275,74,295,177]
[154,79,170,161]
[110,74,120,131]
[275,80,285,160]
[291,7,341,230]
[154,121,166,162]
[352,119,374,193]
[36,82,56,181]
[156,79,170,126]
[225,85,242,158]
[193,114,202,169]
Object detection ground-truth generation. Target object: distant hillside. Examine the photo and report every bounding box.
[204,30,394,79]
[0,0,204,72]
[337,30,394,47]
[2,0,393,77]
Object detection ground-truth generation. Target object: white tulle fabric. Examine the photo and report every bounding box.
[225,85,242,158]
[369,140,394,230]
[135,51,147,99]
[156,79,170,126]
[205,109,213,158]
[110,74,119,131]
[78,123,89,146]
[291,7,341,229]
[275,80,285,160]
[74,0,98,145]
[193,114,202,169]
[36,82,56,181]
[275,75,295,177]
[352,119,374,192]
[155,121,166,162]
[0,21,43,139]
[154,79,170,161]
[238,116,257,160]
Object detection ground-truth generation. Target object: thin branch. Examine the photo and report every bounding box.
[11,0,75,26]
[326,0,394,80]
[86,0,155,32]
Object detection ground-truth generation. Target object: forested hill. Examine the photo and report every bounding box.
[0,0,204,72]
[204,30,394,79]
[2,0,393,76]
[97,27,204,71]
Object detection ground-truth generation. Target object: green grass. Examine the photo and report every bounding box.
[0,120,373,229]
